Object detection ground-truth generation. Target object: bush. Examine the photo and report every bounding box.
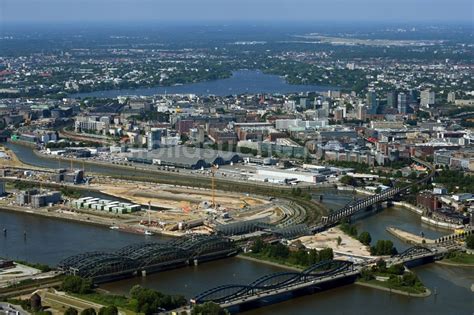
[358,231,372,246]
[98,306,118,315]
[466,235,474,250]
[61,276,93,294]
[64,308,79,315]
[359,267,374,281]
[340,223,358,237]
[80,308,96,315]
[129,285,186,314]
[192,302,229,315]
[370,240,397,256]
[387,263,405,275]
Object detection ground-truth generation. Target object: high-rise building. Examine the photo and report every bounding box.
[147,128,166,150]
[397,93,408,114]
[366,91,378,114]
[420,89,435,108]
[387,91,397,109]
[447,92,456,103]
[357,105,367,121]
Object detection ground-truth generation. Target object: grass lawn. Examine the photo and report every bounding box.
[72,292,136,314]
[243,253,307,270]
[358,278,427,294]
[443,252,474,265]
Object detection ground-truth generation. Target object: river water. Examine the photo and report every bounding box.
[69,70,333,98]
[1,144,473,314]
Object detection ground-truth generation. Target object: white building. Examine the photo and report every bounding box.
[420,89,435,108]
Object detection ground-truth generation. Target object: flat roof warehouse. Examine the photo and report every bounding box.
[127,147,242,169]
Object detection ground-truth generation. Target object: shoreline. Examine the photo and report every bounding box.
[355,281,431,298]
[435,260,474,268]
[386,226,434,245]
[0,205,179,238]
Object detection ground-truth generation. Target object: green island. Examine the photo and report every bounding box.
[243,237,334,270]
[357,260,429,296]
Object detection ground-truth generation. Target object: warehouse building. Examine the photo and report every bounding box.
[252,168,326,184]
[127,146,242,169]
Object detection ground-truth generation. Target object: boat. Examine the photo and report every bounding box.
[109,226,119,230]
[144,230,154,236]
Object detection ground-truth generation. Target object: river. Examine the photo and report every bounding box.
[69,70,334,98]
[1,145,473,314]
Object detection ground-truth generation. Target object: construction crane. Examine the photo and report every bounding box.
[211,164,218,209]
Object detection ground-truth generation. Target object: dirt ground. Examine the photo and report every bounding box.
[295,227,372,257]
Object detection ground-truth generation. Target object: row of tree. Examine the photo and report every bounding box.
[251,238,334,267]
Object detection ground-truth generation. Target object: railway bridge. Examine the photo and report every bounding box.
[315,157,435,231]
[191,244,447,310]
[58,234,238,283]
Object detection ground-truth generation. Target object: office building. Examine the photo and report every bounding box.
[147,128,166,150]
[420,89,435,108]
[397,92,408,114]
[387,91,397,109]
[366,91,378,114]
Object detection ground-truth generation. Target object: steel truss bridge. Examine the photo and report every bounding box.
[192,245,446,309]
[58,234,237,281]
[215,158,435,239]
[215,219,310,239]
[191,259,355,307]
[316,157,435,230]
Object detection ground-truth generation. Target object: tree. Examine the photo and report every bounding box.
[80,308,97,315]
[65,308,79,315]
[98,306,118,315]
[358,231,372,246]
[360,267,374,281]
[337,236,342,246]
[370,240,397,256]
[251,238,265,253]
[375,259,387,272]
[466,235,474,250]
[192,302,229,315]
[340,175,356,186]
[61,276,93,294]
[318,248,334,261]
[388,263,405,275]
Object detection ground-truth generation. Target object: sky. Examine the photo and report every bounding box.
[1,0,473,23]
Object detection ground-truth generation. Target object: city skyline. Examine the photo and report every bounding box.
[1,0,473,23]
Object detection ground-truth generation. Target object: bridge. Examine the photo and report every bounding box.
[191,244,448,310]
[191,259,357,308]
[316,157,435,230]
[58,234,238,283]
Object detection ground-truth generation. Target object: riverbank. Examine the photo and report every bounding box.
[0,204,182,238]
[355,280,431,298]
[421,216,463,230]
[386,226,434,245]
[436,252,474,267]
[236,254,303,272]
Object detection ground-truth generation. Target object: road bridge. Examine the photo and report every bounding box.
[191,244,451,310]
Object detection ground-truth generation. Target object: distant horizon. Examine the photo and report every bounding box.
[1,0,473,24]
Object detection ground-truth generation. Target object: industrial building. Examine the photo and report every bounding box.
[252,168,327,184]
[16,189,62,208]
[127,146,242,169]
[72,197,142,214]
[50,169,85,184]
